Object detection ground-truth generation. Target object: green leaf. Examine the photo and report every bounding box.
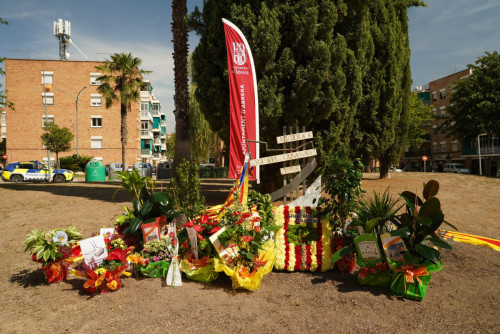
[43,249,51,262]
[415,244,441,262]
[365,218,380,233]
[127,216,142,234]
[389,227,411,238]
[428,236,452,250]
[36,250,44,260]
[140,200,153,217]
[246,252,255,261]
[153,192,169,206]
[423,180,439,200]
[330,245,354,264]
[443,220,458,231]
[416,215,432,226]
[419,197,441,217]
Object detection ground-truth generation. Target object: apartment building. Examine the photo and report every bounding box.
[402,68,499,176]
[3,58,165,166]
[139,80,167,166]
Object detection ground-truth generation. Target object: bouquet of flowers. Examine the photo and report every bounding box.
[23,226,83,283]
[71,233,131,294]
[211,198,278,291]
[138,237,175,278]
[178,213,221,283]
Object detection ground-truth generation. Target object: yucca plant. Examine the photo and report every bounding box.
[357,188,403,235]
[24,226,83,263]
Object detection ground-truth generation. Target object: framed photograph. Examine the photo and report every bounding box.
[80,235,108,265]
[381,233,407,265]
[141,221,160,245]
[209,226,239,263]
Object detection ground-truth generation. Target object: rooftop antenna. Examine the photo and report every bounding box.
[53,19,71,60]
[53,18,88,60]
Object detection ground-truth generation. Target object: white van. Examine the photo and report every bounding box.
[443,163,470,174]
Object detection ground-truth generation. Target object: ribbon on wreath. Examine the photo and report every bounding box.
[358,262,388,280]
[390,263,429,298]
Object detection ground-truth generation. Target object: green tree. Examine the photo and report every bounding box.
[41,124,74,167]
[407,92,433,149]
[166,133,176,160]
[96,53,150,171]
[172,0,191,173]
[1,17,15,112]
[443,51,500,140]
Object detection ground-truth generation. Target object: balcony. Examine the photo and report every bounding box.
[141,148,152,155]
[154,138,161,145]
[140,111,153,122]
[153,152,162,159]
[152,127,160,133]
[463,146,500,156]
[141,130,153,138]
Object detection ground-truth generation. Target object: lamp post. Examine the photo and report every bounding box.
[55,86,87,157]
[477,133,486,176]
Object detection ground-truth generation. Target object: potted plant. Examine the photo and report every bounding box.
[388,180,457,300]
[23,226,83,283]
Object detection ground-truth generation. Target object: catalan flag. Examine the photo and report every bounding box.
[217,154,250,219]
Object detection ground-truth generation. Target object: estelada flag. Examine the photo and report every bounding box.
[218,154,250,219]
[222,18,259,182]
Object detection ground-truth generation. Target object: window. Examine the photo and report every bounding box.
[440,106,446,117]
[91,94,102,107]
[20,163,34,169]
[91,136,103,149]
[432,125,437,135]
[90,72,101,85]
[42,93,54,105]
[432,108,437,116]
[41,71,53,85]
[141,102,150,112]
[432,91,437,101]
[141,121,150,130]
[433,142,438,153]
[440,141,447,152]
[439,89,446,99]
[42,115,54,126]
[91,115,102,128]
[451,140,458,152]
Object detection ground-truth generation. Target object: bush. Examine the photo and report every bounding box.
[169,159,205,220]
[59,154,94,172]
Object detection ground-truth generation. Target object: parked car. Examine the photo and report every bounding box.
[402,165,420,172]
[390,166,403,172]
[443,163,470,174]
[1,161,74,183]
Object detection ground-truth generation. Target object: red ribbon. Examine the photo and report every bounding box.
[394,264,429,285]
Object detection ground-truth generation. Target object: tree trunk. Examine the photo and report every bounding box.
[121,104,128,172]
[172,0,190,175]
[379,154,391,179]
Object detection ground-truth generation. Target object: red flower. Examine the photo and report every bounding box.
[193,225,205,233]
[197,234,205,241]
[234,218,244,225]
[199,215,208,225]
[243,236,253,243]
[171,238,178,246]
[240,212,252,219]
[254,225,262,234]
[185,220,194,228]
[106,247,127,264]
[181,239,188,248]
[208,226,221,234]
[206,218,218,226]
[232,211,241,216]
[250,216,261,223]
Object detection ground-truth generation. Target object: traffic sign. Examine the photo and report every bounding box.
[2,154,7,160]
[422,155,428,161]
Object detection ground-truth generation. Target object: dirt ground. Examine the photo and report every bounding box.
[0,173,499,334]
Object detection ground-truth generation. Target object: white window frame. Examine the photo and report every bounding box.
[432,91,437,101]
[42,115,54,127]
[433,142,438,153]
[440,106,446,117]
[90,94,102,107]
[440,141,447,152]
[91,115,102,128]
[42,93,54,105]
[432,108,437,116]
[41,71,53,85]
[439,88,446,99]
[451,140,458,152]
[91,136,103,149]
[90,72,101,86]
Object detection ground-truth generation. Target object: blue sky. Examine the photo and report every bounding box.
[1,0,500,133]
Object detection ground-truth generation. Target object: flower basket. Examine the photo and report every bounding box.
[357,262,391,288]
[214,240,276,291]
[140,260,171,278]
[333,236,356,273]
[390,261,444,301]
[42,259,70,283]
[274,206,333,272]
[179,256,219,283]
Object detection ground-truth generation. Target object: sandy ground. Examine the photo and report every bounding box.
[0,173,499,334]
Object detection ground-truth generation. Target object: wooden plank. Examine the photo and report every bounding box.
[250,148,317,167]
[280,165,301,175]
[271,158,317,201]
[276,131,313,144]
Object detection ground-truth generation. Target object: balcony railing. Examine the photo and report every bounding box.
[141,149,152,155]
[463,146,500,155]
[141,130,153,138]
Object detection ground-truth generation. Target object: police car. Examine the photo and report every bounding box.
[1,161,74,183]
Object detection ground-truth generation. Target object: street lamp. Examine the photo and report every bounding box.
[477,133,486,176]
[55,86,87,157]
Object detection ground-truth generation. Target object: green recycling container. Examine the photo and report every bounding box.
[85,160,106,182]
[199,167,215,178]
[215,167,228,178]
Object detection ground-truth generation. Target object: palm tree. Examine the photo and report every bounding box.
[96,53,150,171]
[172,0,191,172]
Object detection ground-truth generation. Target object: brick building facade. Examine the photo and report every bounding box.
[4,59,141,166]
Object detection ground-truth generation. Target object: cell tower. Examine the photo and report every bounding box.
[53,19,71,60]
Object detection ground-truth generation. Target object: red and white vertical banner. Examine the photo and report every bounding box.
[222,18,259,182]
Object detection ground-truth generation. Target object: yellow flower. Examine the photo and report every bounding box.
[95,268,107,275]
